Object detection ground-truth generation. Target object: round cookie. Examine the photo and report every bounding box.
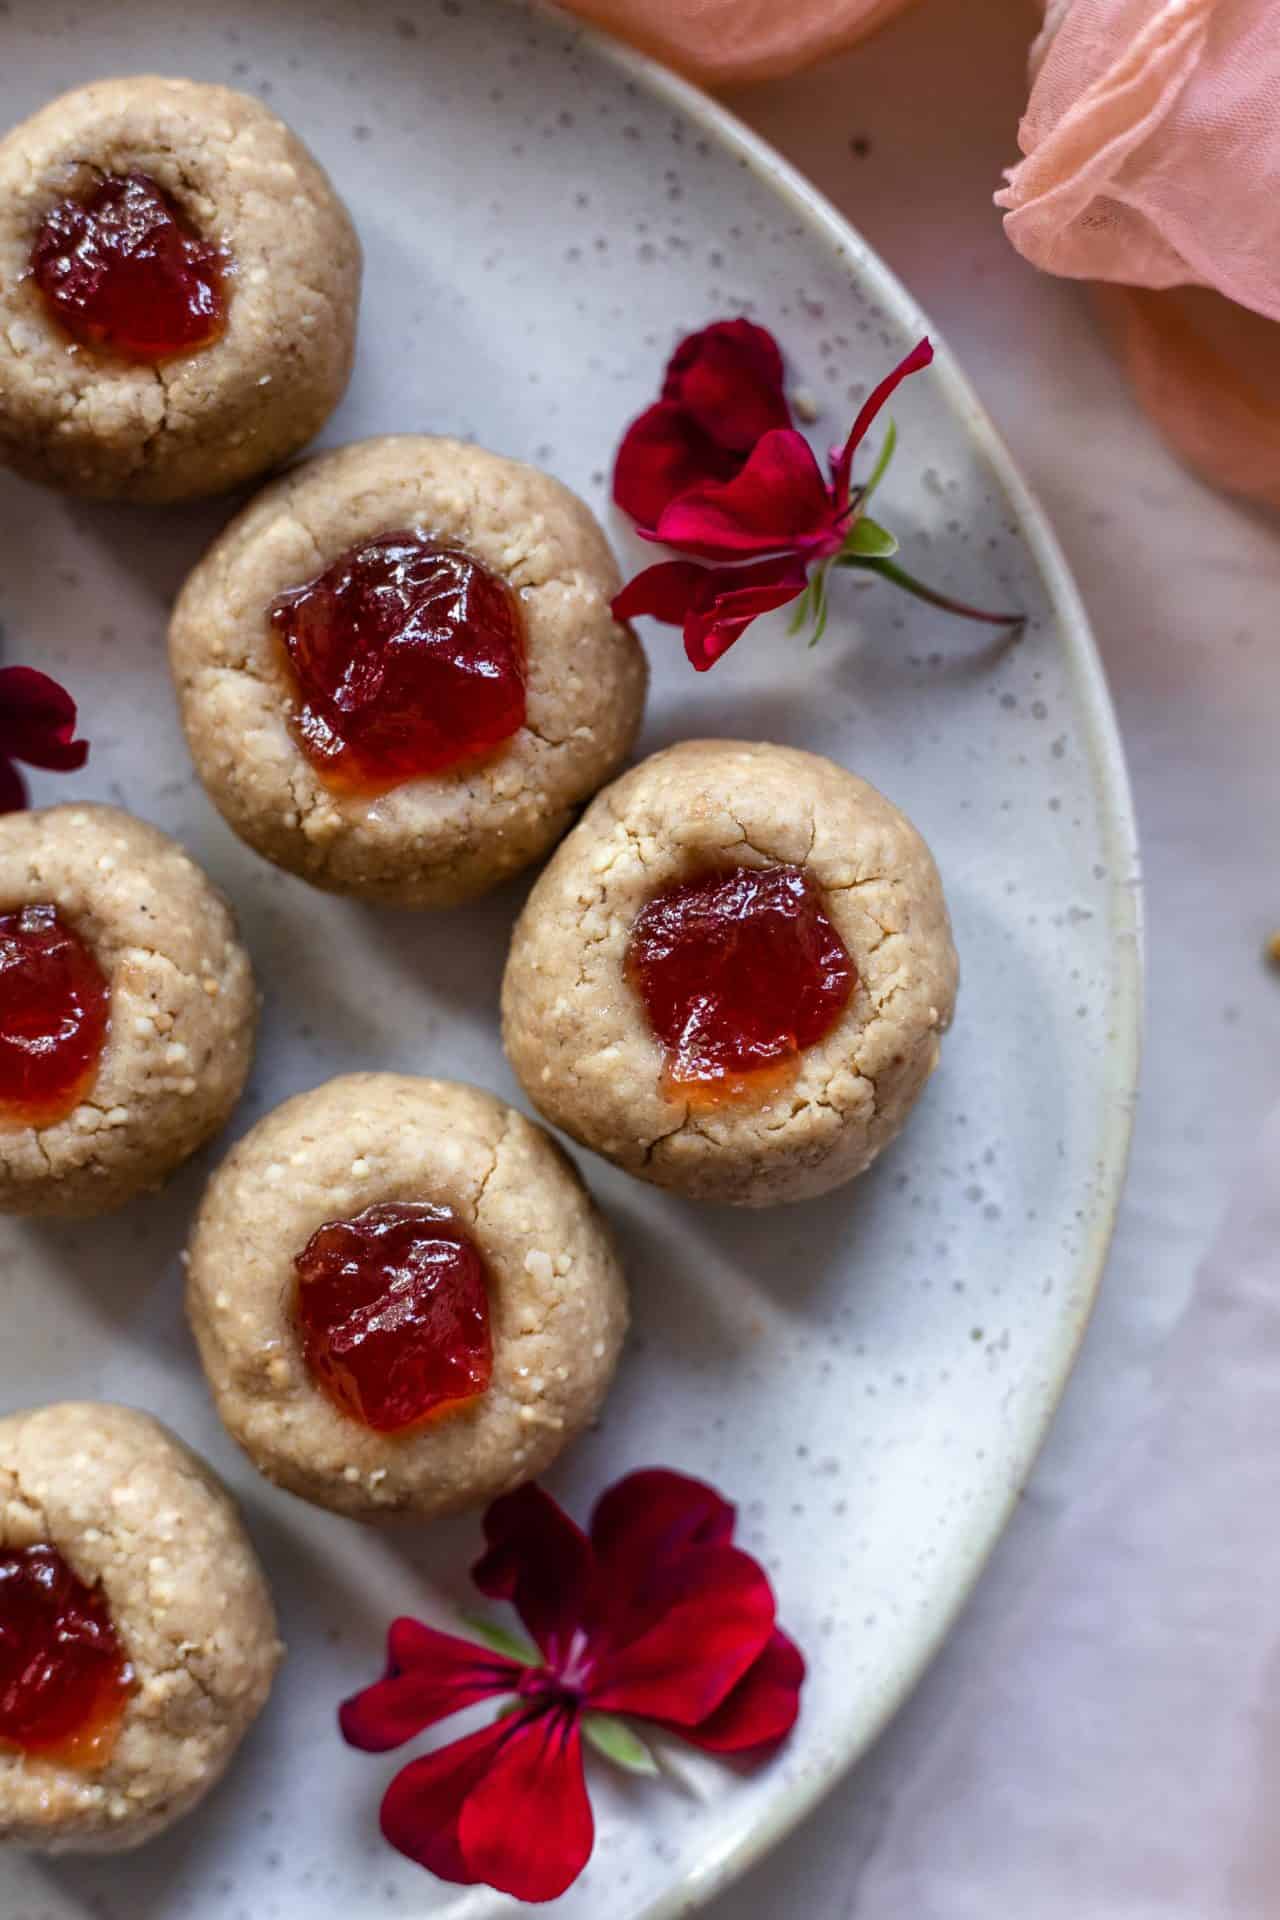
[167,435,648,906]
[0,803,256,1216]
[0,76,360,501]
[501,739,959,1206]
[186,1073,628,1519]
[0,1401,281,1853]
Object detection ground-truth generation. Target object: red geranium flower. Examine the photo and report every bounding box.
[611,323,1022,671]
[0,667,89,811]
[340,1469,804,1904]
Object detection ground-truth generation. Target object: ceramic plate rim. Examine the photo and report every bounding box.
[524,5,1144,1913]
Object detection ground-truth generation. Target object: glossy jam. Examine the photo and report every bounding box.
[625,864,855,1103]
[0,906,110,1130]
[30,171,227,361]
[0,1544,134,1769]
[294,1202,494,1432]
[270,533,527,793]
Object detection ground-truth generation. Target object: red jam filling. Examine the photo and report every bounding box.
[270,533,527,794]
[294,1202,494,1433]
[30,170,227,361]
[0,905,110,1130]
[0,1544,134,1769]
[625,864,856,1103]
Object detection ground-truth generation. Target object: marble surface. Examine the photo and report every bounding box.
[711,1,1280,1914]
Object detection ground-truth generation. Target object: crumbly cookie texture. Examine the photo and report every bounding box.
[0,1402,281,1853]
[0,76,360,501]
[167,435,648,906]
[186,1073,628,1519]
[502,739,959,1207]
[0,804,257,1217]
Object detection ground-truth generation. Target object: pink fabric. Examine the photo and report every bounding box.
[557,0,917,89]
[999,0,1280,312]
[997,0,1280,506]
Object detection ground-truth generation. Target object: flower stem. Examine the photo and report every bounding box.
[842,554,1025,630]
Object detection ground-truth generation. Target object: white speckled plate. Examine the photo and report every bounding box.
[0,1,1142,1914]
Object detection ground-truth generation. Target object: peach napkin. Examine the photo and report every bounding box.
[557,0,916,89]
[997,0,1280,506]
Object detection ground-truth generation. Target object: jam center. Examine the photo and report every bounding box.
[625,864,856,1101]
[0,1544,134,1769]
[294,1201,494,1432]
[30,170,227,361]
[0,905,110,1130]
[270,533,527,793]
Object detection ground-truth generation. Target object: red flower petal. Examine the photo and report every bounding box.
[0,757,27,813]
[611,560,709,626]
[614,323,791,529]
[381,1706,593,1904]
[611,557,809,670]
[459,1705,593,1902]
[652,429,837,560]
[379,1713,502,1886]
[588,1544,776,1725]
[682,557,810,671]
[663,320,791,452]
[590,1469,736,1588]
[674,1629,805,1753]
[830,336,933,504]
[472,1483,593,1669]
[0,666,89,773]
[339,1617,522,1753]
[613,402,744,528]
[588,1469,743,1658]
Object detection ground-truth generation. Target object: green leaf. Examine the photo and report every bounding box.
[787,579,813,636]
[582,1712,661,1777]
[807,560,834,648]
[843,514,899,560]
[493,1696,524,1722]
[861,416,898,504]
[459,1612,539,1665]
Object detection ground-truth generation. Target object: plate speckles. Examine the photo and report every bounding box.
[0,1,1139,1916]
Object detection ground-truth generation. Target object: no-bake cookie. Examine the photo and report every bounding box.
[501,739,958,1206]
[168,436,648,905]
[0,803,256,1216]
[0,1402,280,1852]
[186,1073,628,1518]
[0,76,360,501]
